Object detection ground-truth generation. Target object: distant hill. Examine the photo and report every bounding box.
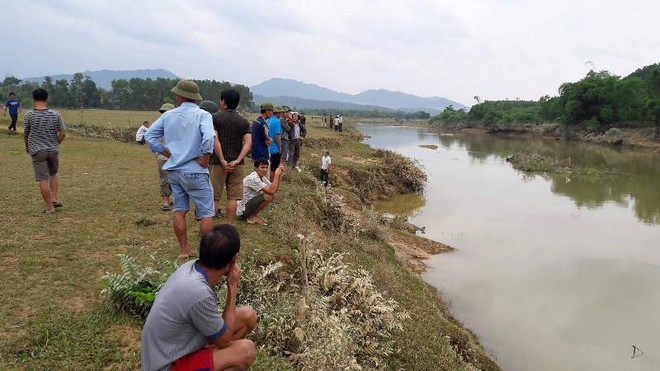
[251,78,466,113]
[22,69,180,90]
[253,94,399,113]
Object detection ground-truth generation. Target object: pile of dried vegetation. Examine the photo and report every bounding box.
[347,148,427,201]
[101,237,407,370]
[67,123,137,143]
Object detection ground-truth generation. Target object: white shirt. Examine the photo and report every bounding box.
[321,155,332,170]
[135,125,148,141]
[237,171,271,216]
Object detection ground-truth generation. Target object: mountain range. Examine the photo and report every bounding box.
[251,78,466,114]
[20,69,465,113]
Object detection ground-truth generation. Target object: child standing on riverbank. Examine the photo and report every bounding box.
[320,150,332,187]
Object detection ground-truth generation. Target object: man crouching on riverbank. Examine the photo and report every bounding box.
[237,158,285,225]
[141,225,257,371]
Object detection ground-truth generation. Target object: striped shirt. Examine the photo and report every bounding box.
[141,261,227,371]
[211,109,251,165]
[23,109,65,155]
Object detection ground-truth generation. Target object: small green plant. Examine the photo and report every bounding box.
[101,253,178,317]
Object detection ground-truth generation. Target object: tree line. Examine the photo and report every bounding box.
[0,73,254,111]
[433,63,660,133]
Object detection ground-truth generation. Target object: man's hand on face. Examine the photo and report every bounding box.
[227,263,242,286]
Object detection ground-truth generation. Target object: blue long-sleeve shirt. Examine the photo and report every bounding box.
[145,102,214,173]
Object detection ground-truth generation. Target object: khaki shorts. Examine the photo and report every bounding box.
[31,150,59,181]
[209,164,245,201]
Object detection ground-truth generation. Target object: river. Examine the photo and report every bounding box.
[358,123,660,371]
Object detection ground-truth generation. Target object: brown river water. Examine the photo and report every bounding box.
[359,123,660,371]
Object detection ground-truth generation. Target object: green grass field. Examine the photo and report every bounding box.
[0,110,498,370]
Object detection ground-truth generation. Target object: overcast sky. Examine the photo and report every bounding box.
[2,0,658,105]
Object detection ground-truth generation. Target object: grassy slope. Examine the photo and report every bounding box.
[0,111,498,370]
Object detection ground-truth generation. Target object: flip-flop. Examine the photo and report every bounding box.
[42,209,56,215]
[52,201,63,208]
[161,205,170,211]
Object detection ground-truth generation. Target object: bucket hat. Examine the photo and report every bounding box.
[170,79,203,101]
[158,103,175,113]
[199,100,219,114]
[260,101,274,110]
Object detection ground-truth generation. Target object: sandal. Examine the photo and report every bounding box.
[52,201,63,208]
[42,209,56,215]
[161,205,170,211]
[247,218,268,226]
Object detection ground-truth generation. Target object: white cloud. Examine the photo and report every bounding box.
[1,0,658,105]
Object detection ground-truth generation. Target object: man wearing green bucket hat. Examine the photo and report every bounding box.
[145,79,216,259]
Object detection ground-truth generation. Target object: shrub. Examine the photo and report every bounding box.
[373,149,427,193]
[317,188,360,235]
[101,253,178,317]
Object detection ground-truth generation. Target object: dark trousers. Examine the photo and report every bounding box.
[8,114,18,131]
[338,123,343,132]
[288,139,301,167]
[320,169,329,186]
[270,152,282,172]
[281,139,289,162]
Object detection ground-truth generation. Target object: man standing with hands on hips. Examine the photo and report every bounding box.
[145,79,216,259]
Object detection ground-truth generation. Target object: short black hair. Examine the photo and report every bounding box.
[253,158,269,168]
[9,92,16,96]
[198,224,241,269]
[32,88,49,102]
[220,89,240,110]
[143,121,149,124]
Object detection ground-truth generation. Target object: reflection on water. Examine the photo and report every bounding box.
[382,126,660,225]
[359,124,660,371]
[372,193,426,216]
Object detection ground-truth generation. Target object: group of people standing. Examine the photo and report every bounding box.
[323,114,343,132]
[15,79,333,370]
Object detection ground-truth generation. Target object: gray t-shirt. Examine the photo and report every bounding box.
[237,171,271,216]
[141,261,226,371]
[23,109,66,155]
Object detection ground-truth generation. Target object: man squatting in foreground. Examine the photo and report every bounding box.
[141,224,257,371]
[145,79,222,259]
